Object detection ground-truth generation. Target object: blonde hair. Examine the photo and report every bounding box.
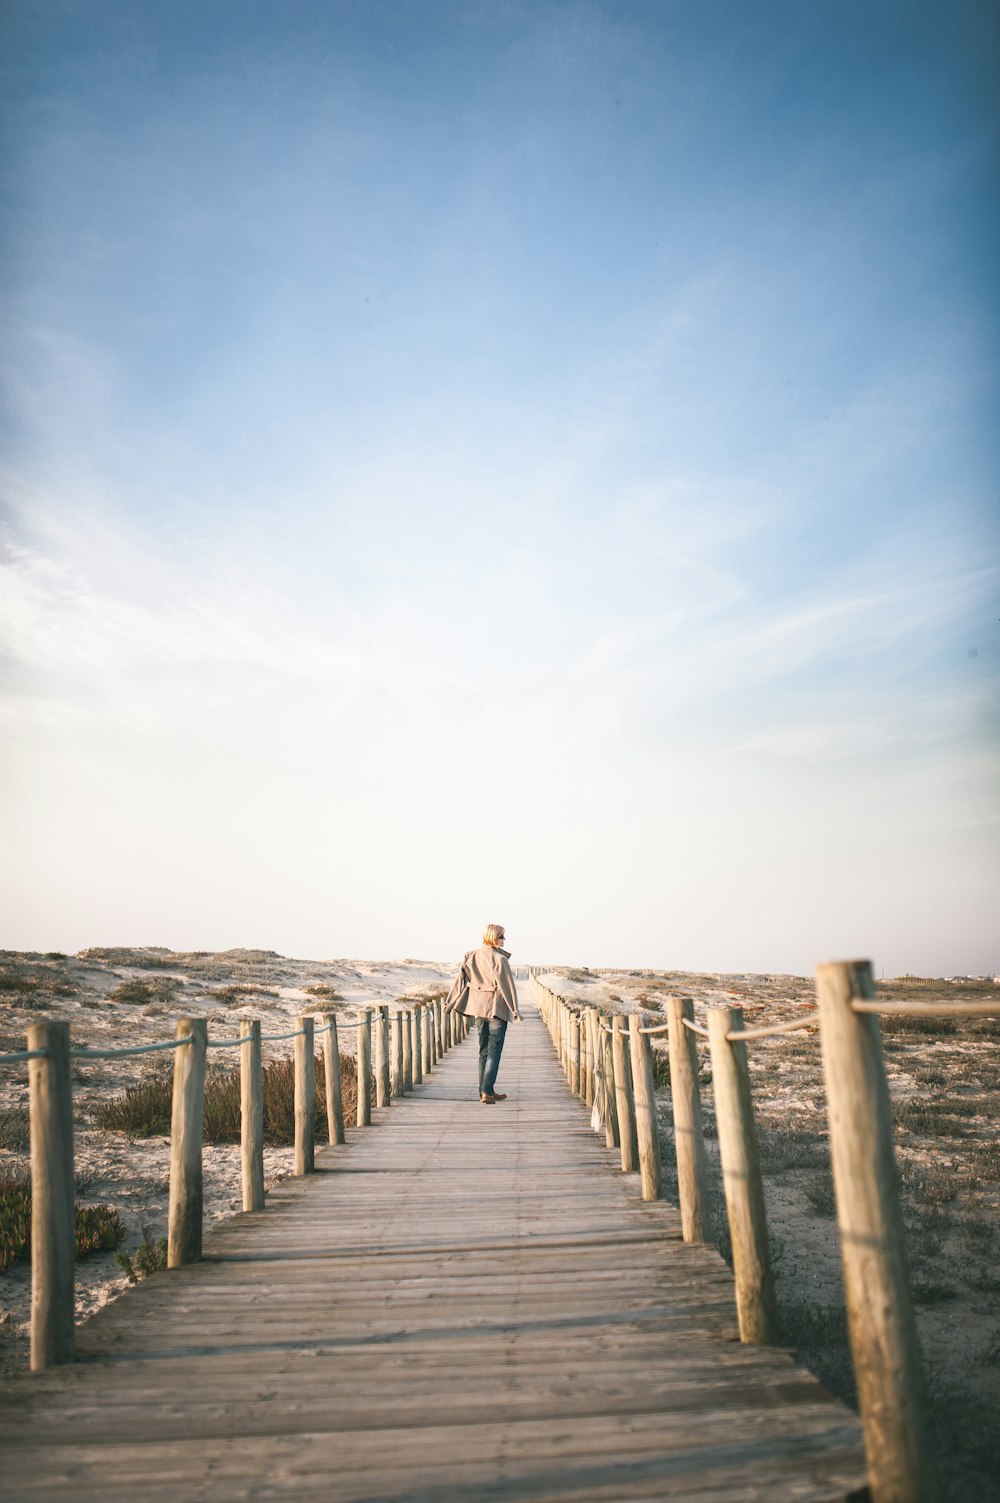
[482,923,506,948]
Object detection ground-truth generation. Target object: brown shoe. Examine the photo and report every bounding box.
[480,1093,496,1104]
[491,1092,507,1101]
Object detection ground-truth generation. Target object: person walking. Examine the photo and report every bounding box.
[445,924,520,1103]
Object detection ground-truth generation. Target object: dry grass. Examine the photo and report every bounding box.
[93,1052,366,1143]
[0,1107,31,1153]
[108,979,176,1006]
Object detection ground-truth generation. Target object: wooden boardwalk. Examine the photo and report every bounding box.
[0,1003,867,1502]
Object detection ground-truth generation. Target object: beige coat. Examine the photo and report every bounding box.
[445,945,520,1022]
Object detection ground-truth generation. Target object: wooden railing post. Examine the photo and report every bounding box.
[323,1013,345,1144]
[357,1011,372,1126]
[294,1015,315,1174]
[402,1009,413,1090]
[570,1013,581,1095]
[707,1006,777,1343]
[600,1015,619,1149]
[583,1008,595,1106]
[375,1007,390,1107]
[390,1012,403,1096]
[383,1005,392,1097]
[667,996,709,1242]
[628,1017,663,1201]
[612,1016,638,1172]
[413,1008,423,1085]
[421,1004,432,1077]
[816,960,939,1503]
[28,1020,74,1370]
[240,1019,264,1210]
[435,1000,444,1059]
[168,1018,207,1268]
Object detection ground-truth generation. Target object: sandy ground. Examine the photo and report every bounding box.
[3,951,997,1499]
[0,948,454,1375]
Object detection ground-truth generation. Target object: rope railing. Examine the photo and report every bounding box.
[725,1014,818,1041]
[71,1036,196,1059]
[529,965,998,1503]
[851,999,1000,1017]
[0,993,471,1373]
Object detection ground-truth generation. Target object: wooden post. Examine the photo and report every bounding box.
[421,1004,432,1077]
[413,1008,423,1085]
[168,1017,207,1268]
[628,1017,663,1201]
[816,960,939,1503]
[294,1015,315,1174]
[580,1010,589,1106]
[600,1016,619,1149]
[667,996,709,1242]
[240,1019,264,1211]
[707,1006,777,1344]
[28,1020,74,1370]
[323,1013,345,1144]
[612,1016,638,1172]
[375,1007,390,1107]
[569,1014,581,1096]
[434,1000,443,1059]
[357,1011,372,1126]
[402,1009,413,1090]
[390,1012,403,1096]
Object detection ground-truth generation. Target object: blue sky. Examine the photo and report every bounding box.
[2,0,997,974]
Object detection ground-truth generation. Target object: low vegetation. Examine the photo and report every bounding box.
[0,1173,126,1273]
[94,1052,365,1143]
[108,979,176,1006]
[116,1226,168,1283]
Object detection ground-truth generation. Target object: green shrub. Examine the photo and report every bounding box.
[75,1205,127,1257]
[0,1175,30,1272]
[1,1173,126,1272]
[94,1076,172,1136]
[116,1226,167,1283]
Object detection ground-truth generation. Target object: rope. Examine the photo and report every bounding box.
[71,1036,195,1059]
[637,1020,671,1036]
[0,1049,48,1064]
[726,1014,819,1041]
[257,1027,307,1042]
[851,1000,1000,1018]
[682,1017,710,1038]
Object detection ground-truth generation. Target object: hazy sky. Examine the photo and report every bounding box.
[2,0,998,975]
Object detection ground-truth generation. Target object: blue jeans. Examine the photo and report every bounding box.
[477,1018,508,1096]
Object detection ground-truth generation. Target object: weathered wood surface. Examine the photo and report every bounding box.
[0,1003,866,1502]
